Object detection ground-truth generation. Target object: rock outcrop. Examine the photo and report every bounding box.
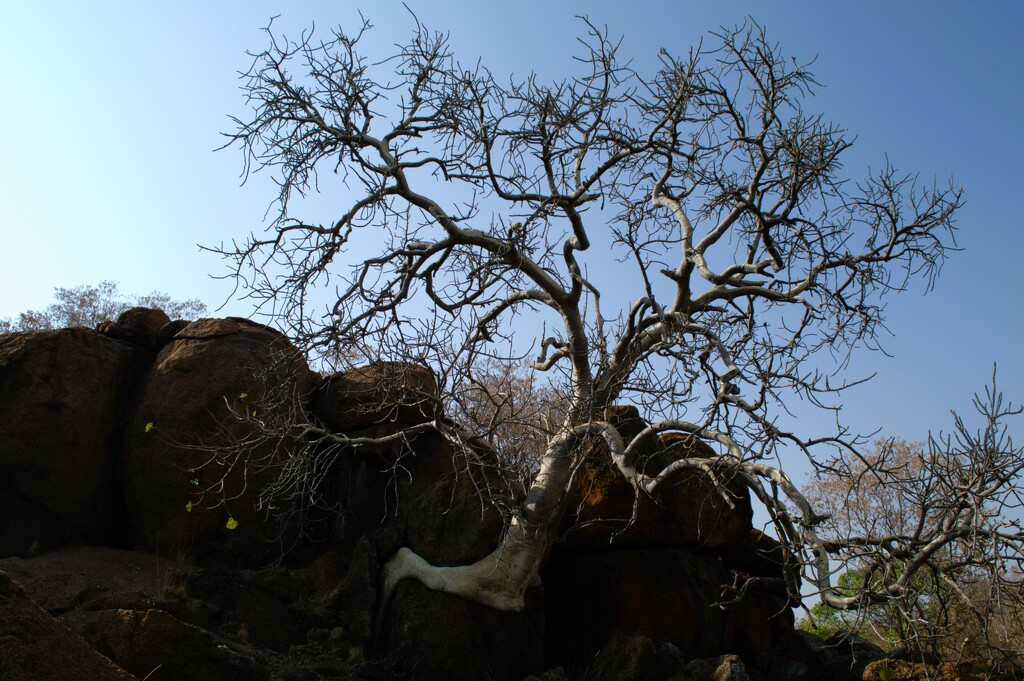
[545,405,796,670]
[0,569,136,681]
[0,312,823,681]
[119,317,317,563]
[311,362,543,680]
[0,328,149,557]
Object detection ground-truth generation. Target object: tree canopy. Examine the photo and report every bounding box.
[215,13,1020,637]
[800,380,1024,666]
[0,281,207,334]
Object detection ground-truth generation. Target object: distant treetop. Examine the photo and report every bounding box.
[0,281,207,334]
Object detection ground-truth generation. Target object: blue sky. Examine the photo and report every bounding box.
[2,0,1022,447]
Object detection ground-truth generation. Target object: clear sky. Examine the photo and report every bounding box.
[2,0,1022,447]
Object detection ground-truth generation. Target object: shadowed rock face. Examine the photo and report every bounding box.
[544,405,797,671]
[0,314,814,681]
[313,361,439,432]
[0,328,150,557]
[542,547,794,669]
[0,569,136,681]
[119,318,317,564]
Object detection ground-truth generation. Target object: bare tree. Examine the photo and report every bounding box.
[801,376,1024,670]
[216,14,1013,623]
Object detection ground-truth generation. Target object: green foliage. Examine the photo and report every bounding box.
[798,569,863,639]
[799,564,946,648]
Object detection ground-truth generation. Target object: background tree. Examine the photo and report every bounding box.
[215,14,1021,624]
[799,379,1024,669]
[0,280,207,333]
[448,358,567,482]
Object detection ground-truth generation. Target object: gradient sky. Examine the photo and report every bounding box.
[2,1,1022,449]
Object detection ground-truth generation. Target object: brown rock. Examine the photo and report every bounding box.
[558,406,753,551]
[672,654,751,681]
[817,633,887,681]
[0,546,191,619]
[314,361,439,432]
[404,467,507,566]
[587,631,684,681]
[0,570,137,681]
[328,429,524,663]
[543,547,793,668]
[311,412,540,680]
[325,428,455,561]
[333,537,379,647]
[157,319,190,347]
[323,422,513,567]
[719,528,799,590]
[0,329,149,557]
[96,307,172,350]
[80,607,268,681]
[383,579,545,681]
[544,548,729,665]
[119,318,316,563]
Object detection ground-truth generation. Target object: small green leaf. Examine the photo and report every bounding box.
[185,501,193,512]
[145,422,154,433]
[239,392,248,400]
[226,517,239,530]
[190,478,199,487]
[251,409,257,418]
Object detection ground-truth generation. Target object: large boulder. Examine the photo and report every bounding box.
[544,548,730,665]
[0,546,345,680]
[0,570,136,681]
[558,406,753,551]
[383,580,545,681]
[377,461,543,681]
[320,377,514,565]
[323,427,466,564]
[719,528,800,592]
[810,632,887,681]
[313,361,439,432]
[95,307,173,351]
[0,329,150,557]
[542,547,794,669]
[585,631,683,681]
[80,608,269,681]
[404,466,507,566]
[119,318,317,563]
[313,364,542,680]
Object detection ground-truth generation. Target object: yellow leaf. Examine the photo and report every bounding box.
[226,517,239,530]
[185,502,192,512]
[252,409,257,417]
[145,422,154,433]
[239,392,248,400]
